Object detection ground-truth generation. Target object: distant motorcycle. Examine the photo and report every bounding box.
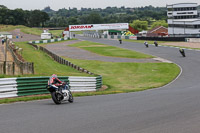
[119,39,122,44]
[154,41,158,47]
[144,41,148,48]
[179,48,186,57]
[46,82,73,104]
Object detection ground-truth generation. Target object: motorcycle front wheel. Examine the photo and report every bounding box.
[51,91,62,104]
[68,91,74,103]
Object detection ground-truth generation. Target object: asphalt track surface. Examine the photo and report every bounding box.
[1,36,200,133]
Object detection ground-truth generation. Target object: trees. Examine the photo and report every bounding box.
[0,4,169,27]
[68,17,80,25]
[86,12,103,24]
[40,11,50,27]
[130,20,148,31]
[43,5,167,27]
[29,10,44,27]
[0,6,49,27]
[151,20,168,29]
[12,9,26,25]
[0,5,7,9]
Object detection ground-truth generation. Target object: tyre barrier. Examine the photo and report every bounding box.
[83,33,137,40]
[0,76,102,98]
[29,37,69,44]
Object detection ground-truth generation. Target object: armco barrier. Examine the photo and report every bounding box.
[0,76,102,98]
[0,78,18,98]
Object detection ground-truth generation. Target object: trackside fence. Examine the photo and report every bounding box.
[0,76,102,98]
[7,44,34,75]
[0,40,34,75]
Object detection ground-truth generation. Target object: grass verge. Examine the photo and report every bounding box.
[0,25,64,37]
[64,58,180,92]
[69,41,154,59]
[11,41,91,77]
[49,30,63,37]
[0,25,43,35]
[0,95,51,104]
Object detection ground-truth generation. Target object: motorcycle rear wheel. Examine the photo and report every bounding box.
[51,91,62,104]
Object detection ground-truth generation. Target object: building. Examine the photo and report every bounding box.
[0,32,13,39]
[167,3,200,37]
[146,26,168,37]
[138,30,147,37]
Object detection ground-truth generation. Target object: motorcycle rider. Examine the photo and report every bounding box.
[144,41,148,48]
[154,41,158,47]
[48,74,68,93]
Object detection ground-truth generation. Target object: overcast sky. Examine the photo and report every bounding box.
[0,0,199,10]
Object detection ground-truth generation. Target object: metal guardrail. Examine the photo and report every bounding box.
[0,76,102,98]
[0,78,18,98]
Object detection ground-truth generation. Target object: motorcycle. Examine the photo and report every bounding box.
[144,42,148,48]
[179,48,186,57]
[46,83,73,104]
[154,41,158,47]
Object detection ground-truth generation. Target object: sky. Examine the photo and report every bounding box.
[0,0,199,10]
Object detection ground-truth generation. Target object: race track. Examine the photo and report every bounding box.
[1,36,200,133]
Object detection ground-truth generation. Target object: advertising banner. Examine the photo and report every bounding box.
[129,36,137,40]
[69,23,129,31]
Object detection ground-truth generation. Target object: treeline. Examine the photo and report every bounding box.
[43,5,167,27]
[0,5,49,27]
[2,5,199,28]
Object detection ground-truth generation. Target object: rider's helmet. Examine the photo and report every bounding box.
[48,74,57,85]
[52,74,57,78]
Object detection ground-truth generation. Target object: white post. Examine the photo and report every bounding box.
[4,36,8,62]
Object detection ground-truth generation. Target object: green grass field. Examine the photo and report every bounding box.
[13,41,91,77]
[69,41,154,59]
[49,30,63,37]
[0,25,43,35]
[64,58,180,93]
[0,25,25,32]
